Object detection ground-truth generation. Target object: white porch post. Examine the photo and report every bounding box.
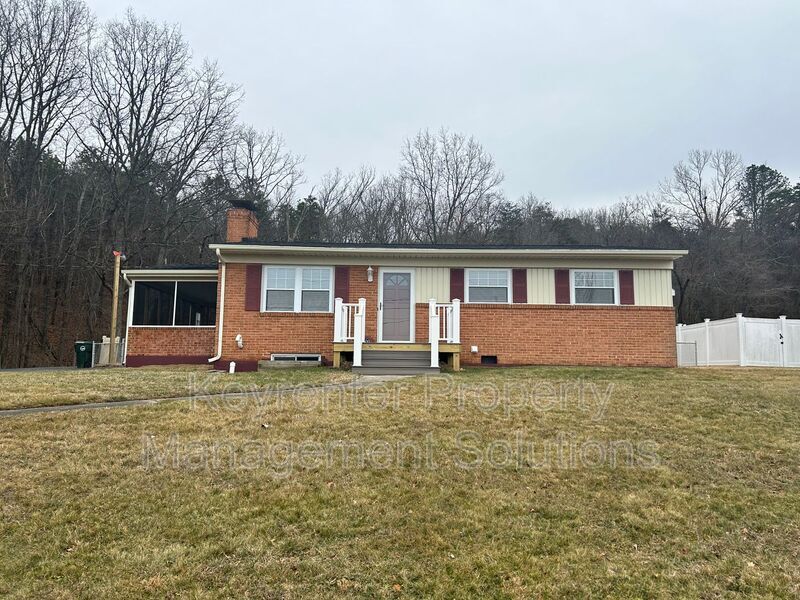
[428,299,439,368]
[353,297,366,367]
[333,297,343,342]
[704,318,711,367]
[451,298,460,344]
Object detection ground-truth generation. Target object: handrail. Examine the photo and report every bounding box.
[429,299,460,344]
[429,298,461,369]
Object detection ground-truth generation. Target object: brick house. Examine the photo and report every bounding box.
[122,206,687,373]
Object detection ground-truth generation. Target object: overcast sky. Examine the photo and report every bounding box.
[88,0,800,208]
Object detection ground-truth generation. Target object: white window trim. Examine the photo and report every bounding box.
[128,280,218,328]
[261,265,334,313]
[570,269,619,306]
[464,268,512,304]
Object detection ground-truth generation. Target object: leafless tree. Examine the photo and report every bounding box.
[354,174,415,243]
[0,0,92,165]
[223,125,304,218]
[312,166,374,241]
[659,149,743,230]
[0,0,93,368]
[400,128,503,242]
[84,9,240,262]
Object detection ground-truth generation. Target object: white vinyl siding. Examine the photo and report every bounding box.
[262,266,333,312]
[634,269,673,307]
[415,267,450,303]
[465,269,511,303]
[527,268,555,304]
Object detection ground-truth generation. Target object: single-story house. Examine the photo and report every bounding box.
[122,206,687,373]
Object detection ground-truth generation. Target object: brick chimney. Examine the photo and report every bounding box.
[226,206,259,242]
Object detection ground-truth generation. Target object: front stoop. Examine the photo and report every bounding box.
[352,350,440,375]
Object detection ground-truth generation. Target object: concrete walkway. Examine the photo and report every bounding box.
[0,375,412,418]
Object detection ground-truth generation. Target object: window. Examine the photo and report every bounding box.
[132,281,216,326]
[301,268,331,311]
[466,269,510,303]
[132,281,174,326]
[265,267,295,311]
[174,282,217,326]
[572,270,617,304]
[262,266,332,312]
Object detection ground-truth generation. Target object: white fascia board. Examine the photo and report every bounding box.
[121,269,218,280]
[209,244,688,261]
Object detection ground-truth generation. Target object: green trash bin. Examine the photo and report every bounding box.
[75,341,94,368]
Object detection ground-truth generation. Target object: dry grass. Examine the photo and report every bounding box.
[0,367,798,598]
[0,365,355,410]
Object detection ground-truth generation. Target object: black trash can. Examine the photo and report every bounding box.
[74,341,93,368]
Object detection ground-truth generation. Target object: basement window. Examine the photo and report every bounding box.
[132,281,217,326]
[270,354,322,363]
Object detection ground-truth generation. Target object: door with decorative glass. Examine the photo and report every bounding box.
[379,270,413,342]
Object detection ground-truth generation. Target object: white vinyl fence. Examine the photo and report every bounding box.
[676,314,800,367]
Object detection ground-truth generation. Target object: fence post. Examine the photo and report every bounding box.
[779,315,787,368]
[736,313,746,367]
[704,318,711,366]
[333,297,343,342]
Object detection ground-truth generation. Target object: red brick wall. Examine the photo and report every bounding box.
[457,304,677,367]
[347,265,380,342]
[219,263,336,364]
[126,326,216,366]
[226,207,259,242]
[128,264,677,369]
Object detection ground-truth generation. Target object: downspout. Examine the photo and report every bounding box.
[208,248,226,364]
[122,273,133,365]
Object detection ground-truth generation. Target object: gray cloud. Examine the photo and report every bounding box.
[89,0,800,207]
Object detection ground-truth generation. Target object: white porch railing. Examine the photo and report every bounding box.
[430,299,460,343]
[428,298,460,368]
[334,297,366,367]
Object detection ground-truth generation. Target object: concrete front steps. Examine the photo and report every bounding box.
[352,350,440,376]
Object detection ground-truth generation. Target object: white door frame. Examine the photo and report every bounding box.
[377,267,415,343]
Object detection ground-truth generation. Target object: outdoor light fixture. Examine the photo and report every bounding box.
[367,265,374,282]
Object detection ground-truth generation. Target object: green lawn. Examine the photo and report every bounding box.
[0,367,798,597]
[0,365,355,410]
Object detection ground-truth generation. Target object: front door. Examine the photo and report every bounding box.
[379,270,413,342]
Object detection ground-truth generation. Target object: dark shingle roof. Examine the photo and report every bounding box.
[229,240,684,251]
[145,263,217,270]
